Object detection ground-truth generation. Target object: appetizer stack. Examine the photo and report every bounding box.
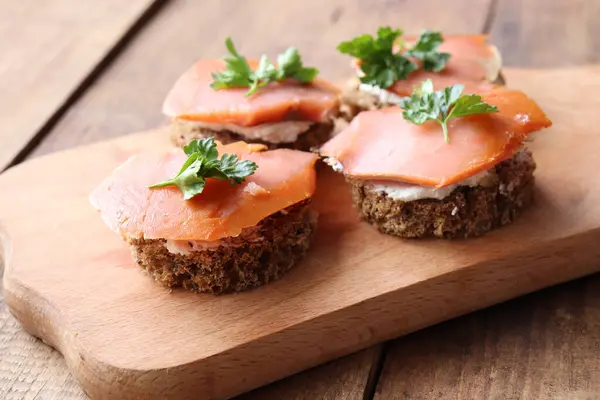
[90,28,553,294]
[91,138,318,294]
[321,80,552,238]
[163,39,340,151]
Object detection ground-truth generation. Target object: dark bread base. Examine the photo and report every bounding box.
[170,121,334,152]
[128,200,317,294]
[348,149,535,239]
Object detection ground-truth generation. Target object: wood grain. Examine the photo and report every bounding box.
[0,300,83,400]
[374,275,600,400]
[239,347,380,400]
[0,287,374,400]
[29,0,493,157]
[5,1,493,399]
[0,0,160,171]
[2,67,600,400]
[490,0,600,67]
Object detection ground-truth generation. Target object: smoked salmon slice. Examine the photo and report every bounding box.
[403,34,499,64]
[90,142,318,241]
[320,88,552,187]
[393,35,501,96]
[395,35,501,96]
[162,59,340,126]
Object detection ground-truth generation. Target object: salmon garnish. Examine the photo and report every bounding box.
[162,59,340,127]
[90,141,318,241]
[320,88,552,187]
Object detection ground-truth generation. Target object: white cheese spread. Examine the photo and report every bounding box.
[324,156,494,201]
[182,120,314,143]
[323,157,344,173]
[367,169,495,201]
[357,84,404,106]
[165,239,222,255]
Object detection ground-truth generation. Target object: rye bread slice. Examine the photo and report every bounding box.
[347,149,535,239]
[128,200,317,294]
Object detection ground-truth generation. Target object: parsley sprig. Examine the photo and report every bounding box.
[210,38,319,96]
[337,27,451,89]
[338,27,416,89]
[399,80,498,143]
[404,30,451,72]
[149,137,258,200]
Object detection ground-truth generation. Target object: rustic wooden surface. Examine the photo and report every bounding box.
[0,0,599,399]
[0,0,160,171]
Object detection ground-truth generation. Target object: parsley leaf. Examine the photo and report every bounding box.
[405,30,451,72]
[277,47,319,83]
[247,55,279,95]
[183,137,218,159]
[149,137,258,200]
[210,38,254,90]
[399,79,498,143]
[210,38,319,96]
[446,94,499,120]
[216,153,257,184]
[337,27,417,89]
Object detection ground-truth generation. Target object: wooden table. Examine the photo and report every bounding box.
[1,1,599,398]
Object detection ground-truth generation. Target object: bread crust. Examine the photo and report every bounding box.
[348,150,535,239]
[128,200,317,294]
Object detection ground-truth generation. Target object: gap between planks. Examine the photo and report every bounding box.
[362,343,388,400]
[1,0,167,172]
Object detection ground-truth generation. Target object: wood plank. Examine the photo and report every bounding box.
[375,0,600,395]
[2,66,599,399]
[490,0,600,67]
[0,0,159,171]
[0,1,493,399]
[238,347,381,400]
[373,275,600,400]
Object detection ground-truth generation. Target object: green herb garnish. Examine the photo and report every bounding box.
[399,80,498,143]
[210,38,318,96]
[337,27,451,89]
[404,30,450,72]
[337,27,417,89]
[149,137,258,200]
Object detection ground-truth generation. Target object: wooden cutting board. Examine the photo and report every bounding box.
[1,67,600,400]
